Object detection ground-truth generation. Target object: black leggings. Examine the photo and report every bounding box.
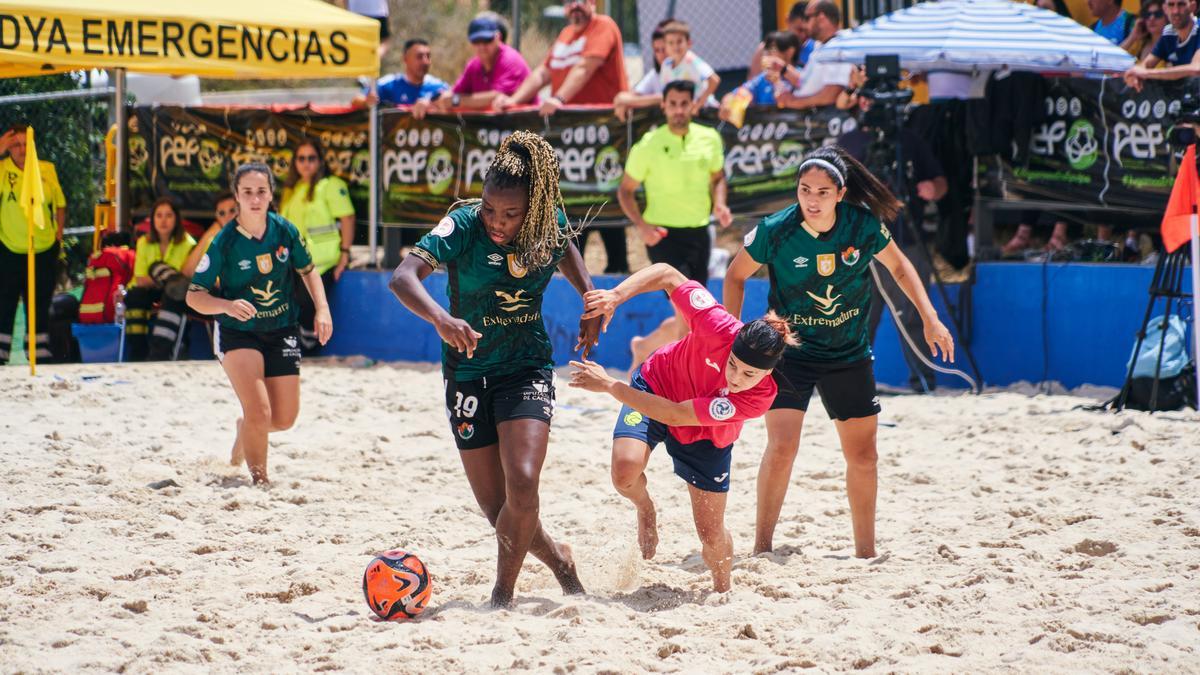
[124,286,190,361]
[0,243,58,364]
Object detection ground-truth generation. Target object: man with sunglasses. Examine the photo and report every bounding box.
[432,13,533,111]
[1124,0,1200,90]
[493,0,627,117]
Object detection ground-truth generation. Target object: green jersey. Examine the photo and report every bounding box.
[744,202,892,362]
[189,211,314,332]
[411,205,567,381]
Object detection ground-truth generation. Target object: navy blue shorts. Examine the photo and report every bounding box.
[611,368,733,493]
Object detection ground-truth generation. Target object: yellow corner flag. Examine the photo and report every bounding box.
[20,127,46,376]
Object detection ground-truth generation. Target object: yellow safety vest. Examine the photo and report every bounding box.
[280,175,355,275]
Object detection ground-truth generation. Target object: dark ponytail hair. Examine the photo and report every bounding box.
[798,145,902,224]
[736,310,799,366]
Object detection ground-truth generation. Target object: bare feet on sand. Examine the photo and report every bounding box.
[637,501,659,560]
[551,543,586,596]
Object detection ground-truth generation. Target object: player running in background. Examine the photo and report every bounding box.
[186,162,332,485]
[723,146,954,559]
[569,262,793,593]
[389,131,601,608]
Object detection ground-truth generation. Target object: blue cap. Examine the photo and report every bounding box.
[468,16,501,42]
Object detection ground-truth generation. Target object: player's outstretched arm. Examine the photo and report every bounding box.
[568,359,700,426]
[581,263,688,330]
[389,254,482,358]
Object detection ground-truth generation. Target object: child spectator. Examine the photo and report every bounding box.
[613,20,718,120]
[612,20,671,122]
[720,31,801,118]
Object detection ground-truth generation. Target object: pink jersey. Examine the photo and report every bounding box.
[640,281,778,447]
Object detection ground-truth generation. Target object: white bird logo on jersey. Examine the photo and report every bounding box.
[806,284,843,316]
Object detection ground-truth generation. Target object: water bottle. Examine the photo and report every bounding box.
[114,284,126,325]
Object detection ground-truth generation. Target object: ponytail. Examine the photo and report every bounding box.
[733,310,799,370]
[798,145,902,224]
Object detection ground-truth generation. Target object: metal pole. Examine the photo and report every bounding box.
[0,88,115,106]
[369,99,379,268]
[512,1,521,51]
[1190,211,1200,405]
[113,69,128,232]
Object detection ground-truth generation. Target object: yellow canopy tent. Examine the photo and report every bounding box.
[0,0,378,372]
[0,0,380,78]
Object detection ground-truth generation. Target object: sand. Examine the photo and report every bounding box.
[1,360,1198,673]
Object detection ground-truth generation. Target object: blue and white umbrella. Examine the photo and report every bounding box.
[814,0,1135,74]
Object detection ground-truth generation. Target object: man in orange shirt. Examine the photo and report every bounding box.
[494,0,627,117]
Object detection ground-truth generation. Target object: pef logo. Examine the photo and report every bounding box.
[689,287,715,310]
[1065,120,1099,171]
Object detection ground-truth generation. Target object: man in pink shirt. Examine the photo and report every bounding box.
[432,13,533,111]
[569,263,793,594]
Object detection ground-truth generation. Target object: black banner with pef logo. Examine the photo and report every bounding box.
[131,105,370,219]
[977,77,1188,211]
[130,104,863,226]
[377,105,857,224]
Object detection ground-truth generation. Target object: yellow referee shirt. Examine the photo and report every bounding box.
[0,157,66,254]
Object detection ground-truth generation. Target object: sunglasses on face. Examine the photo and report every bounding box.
[470,37,491,44]
[1143,9,1166,18]
[295,154,319,163]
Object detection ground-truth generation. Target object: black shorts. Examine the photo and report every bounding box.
[611,368,732,493]
[445,368,554,450]
[646,226,711,286]
[771,356,881,421]
[214,324,301,378]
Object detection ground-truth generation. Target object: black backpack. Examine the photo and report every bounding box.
[1125,361,1198,411]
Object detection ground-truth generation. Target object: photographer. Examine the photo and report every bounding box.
[838,92,946,393]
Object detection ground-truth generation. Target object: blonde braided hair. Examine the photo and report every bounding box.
[454,130,580,270]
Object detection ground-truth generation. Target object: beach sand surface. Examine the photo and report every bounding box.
[1,361,1197,673]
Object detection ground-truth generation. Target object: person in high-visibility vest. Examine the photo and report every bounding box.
[0,124,67,365]
[125,197,198,361]
[279,138,355,354]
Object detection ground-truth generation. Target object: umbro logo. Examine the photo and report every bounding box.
[793,256,809,268]
[487,253,503,266]
[238,260,252,271]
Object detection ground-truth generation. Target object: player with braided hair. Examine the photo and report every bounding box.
[724,145,955,560]
[389,130,600,608]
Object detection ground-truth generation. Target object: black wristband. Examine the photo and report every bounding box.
[340,248,351,253]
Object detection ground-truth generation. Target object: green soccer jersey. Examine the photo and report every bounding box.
[744,202,892,362]
[410,205,567,381]
[189,212,314,332]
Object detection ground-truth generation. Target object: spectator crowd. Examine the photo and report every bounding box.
[0,0,1190,367]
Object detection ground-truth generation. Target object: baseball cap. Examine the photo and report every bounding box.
[468,16,501,42]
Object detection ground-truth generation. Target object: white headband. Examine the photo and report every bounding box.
[799,158,844,187]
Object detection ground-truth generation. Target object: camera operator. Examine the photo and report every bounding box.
[838,91,947,393]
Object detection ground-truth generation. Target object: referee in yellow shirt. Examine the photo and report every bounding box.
[617,81,732,369]
[0,125,67,365]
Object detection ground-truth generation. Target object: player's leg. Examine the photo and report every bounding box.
[490,417,552,607]
[833,415,879,559]
[755,408,807,554]
[459,444,583,598]
[611,435,657,559]
[220,347,272,483]
[687,484,732,592]
[821,358,883,559]
[0,245,23,364]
